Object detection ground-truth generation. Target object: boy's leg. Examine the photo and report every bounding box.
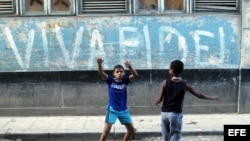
[100,109,117,141]
[118,110,135,141]
[99,123,112,141]
[161,112,170,141]
[168,112,183,141]
[123,123,135,141]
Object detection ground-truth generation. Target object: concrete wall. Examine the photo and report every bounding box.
[0,1,249,116]
[0,69,239,116]
[240,0,250,113]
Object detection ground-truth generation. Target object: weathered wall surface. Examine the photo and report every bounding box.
[240,0,250,113]
[0,69,239,116]
[0,11,248,116]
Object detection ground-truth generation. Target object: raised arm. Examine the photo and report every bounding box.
[185,84,219,100]
[96,58,108,80]
[124,60,138,81]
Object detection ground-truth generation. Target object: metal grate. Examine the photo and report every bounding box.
[80,0,127,13]
[0,0,14,14]
[194,0,238,12]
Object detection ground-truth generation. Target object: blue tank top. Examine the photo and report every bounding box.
[161,78,187,113]
[106,75,130,111]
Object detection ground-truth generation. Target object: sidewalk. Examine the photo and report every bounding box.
[0,113,249,140]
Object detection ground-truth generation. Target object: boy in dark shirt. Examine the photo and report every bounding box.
[155,60,218,141]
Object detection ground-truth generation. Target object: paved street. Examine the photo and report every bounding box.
[141,135,223,141]
[1,113,249,141]
[0,135,224,141]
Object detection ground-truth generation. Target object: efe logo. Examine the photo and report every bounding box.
[228,129,246,136]
[224,125,249,141]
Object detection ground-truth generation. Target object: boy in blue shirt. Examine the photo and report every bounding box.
[96,57,138,141]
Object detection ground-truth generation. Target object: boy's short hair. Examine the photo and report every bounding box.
[170,60,184,75]
[113,65,124,71]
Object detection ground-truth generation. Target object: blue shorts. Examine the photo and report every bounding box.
[105,106,132,125]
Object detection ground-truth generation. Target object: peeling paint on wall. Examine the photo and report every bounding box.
[0,15,240,72]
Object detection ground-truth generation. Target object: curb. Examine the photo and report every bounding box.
[0,131,223,141]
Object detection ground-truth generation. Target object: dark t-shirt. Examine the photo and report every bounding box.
[161,78,187,113]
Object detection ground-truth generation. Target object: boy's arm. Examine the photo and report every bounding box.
[124,60,138,81]
[155,80,166,106]
[185,84,219,100]
[96,58,108,80]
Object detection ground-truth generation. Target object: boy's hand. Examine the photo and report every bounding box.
[124,60,131,68]
[211,95,219,100]
[96,58,104,65]
[155,100,162,107]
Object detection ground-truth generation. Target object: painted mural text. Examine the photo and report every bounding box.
[0,21,238,71]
